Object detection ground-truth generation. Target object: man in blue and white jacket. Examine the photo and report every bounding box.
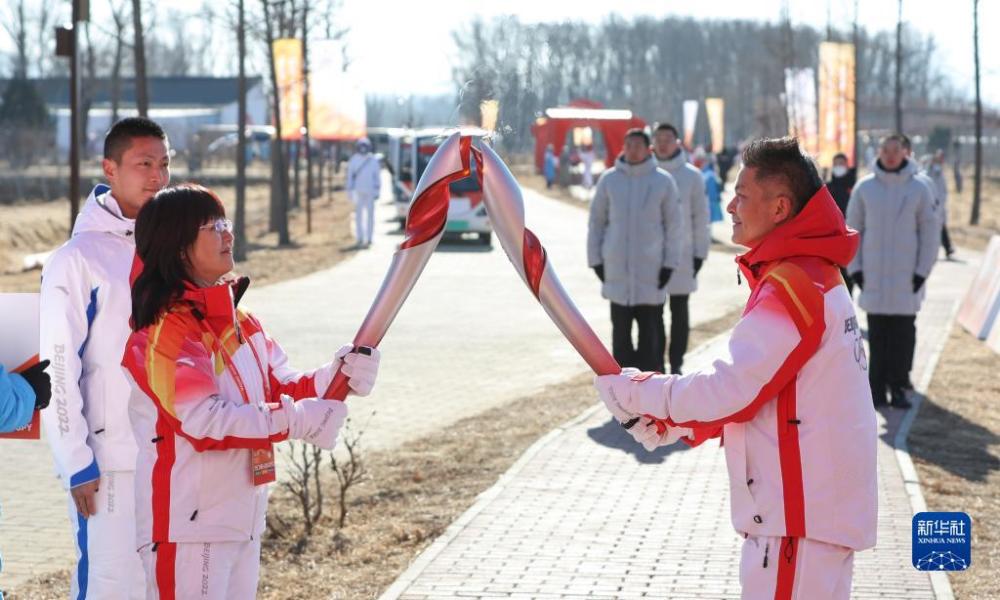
[40,117,170,599]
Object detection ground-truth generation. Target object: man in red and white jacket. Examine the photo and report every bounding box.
[595,137,878,600]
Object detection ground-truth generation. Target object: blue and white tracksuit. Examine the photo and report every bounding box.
[40,185,145,599]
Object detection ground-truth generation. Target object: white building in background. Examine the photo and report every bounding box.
[0,76,268,158]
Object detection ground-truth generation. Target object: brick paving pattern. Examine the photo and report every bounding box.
[381,256,977,599]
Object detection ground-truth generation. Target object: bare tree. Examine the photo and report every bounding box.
[302,0,313,233]
[132,0,149,116]
[282,441,326,536]
[1,0,29,78]
[34,0,57,77]
[329,419,367,528]
[234,0,249,261]
[970,0,982,225]
[109,0,128,124]
[894,0,904,132]
[261,0,290,245]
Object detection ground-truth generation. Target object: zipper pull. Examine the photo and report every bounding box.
[737,267,742,286]
[763,542,769,568]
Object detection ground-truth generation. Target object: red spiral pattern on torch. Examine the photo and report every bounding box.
[522,227,547,299]
[400,135,478,250]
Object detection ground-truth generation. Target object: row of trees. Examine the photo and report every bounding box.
[450,14,970,152]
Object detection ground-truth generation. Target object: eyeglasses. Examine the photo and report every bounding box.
[199,218,233,234]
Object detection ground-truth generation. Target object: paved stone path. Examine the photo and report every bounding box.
[0,184,750,592]
[379,254,977,600]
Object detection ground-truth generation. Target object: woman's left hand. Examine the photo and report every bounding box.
[341,345,380,396]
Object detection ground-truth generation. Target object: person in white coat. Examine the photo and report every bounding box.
[588,128,683,373]
[346,137,382,247]
[580,143,596,190]
[847,133,938,408]
[654,123,710,374]
[595,138,877,600]
[40,117,170,599]
[925,150,954,258]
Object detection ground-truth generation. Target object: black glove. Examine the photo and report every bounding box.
[20,359,51,411]
[913,274,926,293]
[593,264,605,283]
[658,268,673,289]
[851,271,864,291]
[693,257,704,276]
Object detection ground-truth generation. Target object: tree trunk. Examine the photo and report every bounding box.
[132,0,149,117]
[894,0,903,133]
[970,0,983,225]
[302,1,313,233]
[110,3,126,125]
[81,23,96,159]
[853,0,861,167]
[262,0,291,245]
[234,0,248,261]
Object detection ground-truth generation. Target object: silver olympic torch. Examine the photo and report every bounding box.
[322,132,480,400]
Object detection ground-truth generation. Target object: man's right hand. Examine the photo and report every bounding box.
[593,264,605,282]
[71,479,100,518]
[851,271,864,290]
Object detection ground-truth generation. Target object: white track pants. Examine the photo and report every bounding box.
[352,190,377,245]
[67,471,145,599]
[139,538,261,600]
[740,535,854,600]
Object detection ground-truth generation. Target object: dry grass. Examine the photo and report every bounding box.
[6,308,742,600]
[909,325,1000,599]
[0,180,357,293]
[940,172,999,253]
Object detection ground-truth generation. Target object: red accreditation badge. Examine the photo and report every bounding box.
[252,445,276,486]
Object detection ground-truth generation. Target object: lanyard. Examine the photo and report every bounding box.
[196,317,270,405]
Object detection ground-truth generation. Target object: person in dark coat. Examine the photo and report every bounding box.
[826,152,857,294]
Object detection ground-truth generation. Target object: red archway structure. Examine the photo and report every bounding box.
[530,99,646,172]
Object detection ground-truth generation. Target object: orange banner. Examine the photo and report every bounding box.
[308,39,366,141]
[818,41,856,167]
[273,38,304,140]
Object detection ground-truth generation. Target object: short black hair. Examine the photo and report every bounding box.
[104,117,168,163]
[654,122,679,138]
[880,132,906,149]
[625,128,650,146]
[832,152,848,162]
[741,137,823,216]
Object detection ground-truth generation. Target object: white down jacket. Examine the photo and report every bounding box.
[587,156,683,306]
[846,160,938,315]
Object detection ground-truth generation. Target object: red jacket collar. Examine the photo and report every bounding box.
[736,185,859,288]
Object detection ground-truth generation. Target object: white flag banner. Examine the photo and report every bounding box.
[784,68,818,156]
[682,99,699,149]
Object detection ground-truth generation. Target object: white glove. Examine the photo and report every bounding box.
[276,395,347,450]
[628,420,693,451]
[595,367,641,424]
[341,345,380,396]
[594,368,670,419]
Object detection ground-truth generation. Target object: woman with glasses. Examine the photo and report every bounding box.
[121,184,381,598]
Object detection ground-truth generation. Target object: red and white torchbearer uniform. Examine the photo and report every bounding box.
[602,187,878,600]
[122,279,346,599]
